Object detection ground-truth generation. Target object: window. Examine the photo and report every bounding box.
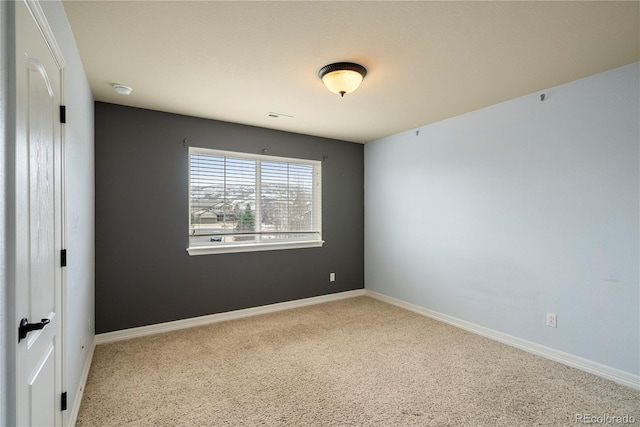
[187,147,323,255]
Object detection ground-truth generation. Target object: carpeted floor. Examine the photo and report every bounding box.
[77,297,639,426]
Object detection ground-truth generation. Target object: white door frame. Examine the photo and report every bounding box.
[1,1,10,425]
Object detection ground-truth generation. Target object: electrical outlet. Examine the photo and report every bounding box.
[330,272,335,282]
[546,313,557,328]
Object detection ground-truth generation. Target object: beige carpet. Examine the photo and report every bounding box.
[77,297,639,426]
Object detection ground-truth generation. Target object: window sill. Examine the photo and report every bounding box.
[186,240,324,256]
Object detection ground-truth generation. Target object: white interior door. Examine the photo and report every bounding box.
[15,1,64,426]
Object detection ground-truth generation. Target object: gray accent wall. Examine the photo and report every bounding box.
[365,63,639,376]
[95,102,364,333]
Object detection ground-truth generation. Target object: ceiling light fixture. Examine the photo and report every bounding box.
[112,84,133,95]
[318,62,367,97]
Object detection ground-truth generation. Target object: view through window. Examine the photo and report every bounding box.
[188,147,322,254]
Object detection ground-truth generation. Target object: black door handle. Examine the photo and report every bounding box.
[18,318,50,342]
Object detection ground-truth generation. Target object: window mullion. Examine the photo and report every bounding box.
[223,158,228,227]
[255,160,261,241]
[286,163,290,231]
[314,165,321,238]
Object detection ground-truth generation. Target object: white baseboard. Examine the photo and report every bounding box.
[68,337,96,427]
[95,289,366,345]
[365,290,640,391]
[89,288,638,393]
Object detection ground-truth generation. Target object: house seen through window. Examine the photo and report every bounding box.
[187,147,322,255]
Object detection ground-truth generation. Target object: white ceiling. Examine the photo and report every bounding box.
[62,1,639,143]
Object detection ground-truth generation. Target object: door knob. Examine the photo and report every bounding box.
[18,318,50,342]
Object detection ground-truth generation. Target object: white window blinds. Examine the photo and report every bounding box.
[189,147,322,253]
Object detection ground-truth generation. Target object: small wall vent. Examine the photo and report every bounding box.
[267,112,293,119]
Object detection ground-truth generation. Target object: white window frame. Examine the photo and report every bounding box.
[187,147,323,255]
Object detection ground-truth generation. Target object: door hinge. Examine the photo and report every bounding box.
[60,105,66,124]
[61,392,67,411]
[61,249,67,267]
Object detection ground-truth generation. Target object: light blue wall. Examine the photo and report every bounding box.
[365,63,639,376]
[39,1,95,421]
